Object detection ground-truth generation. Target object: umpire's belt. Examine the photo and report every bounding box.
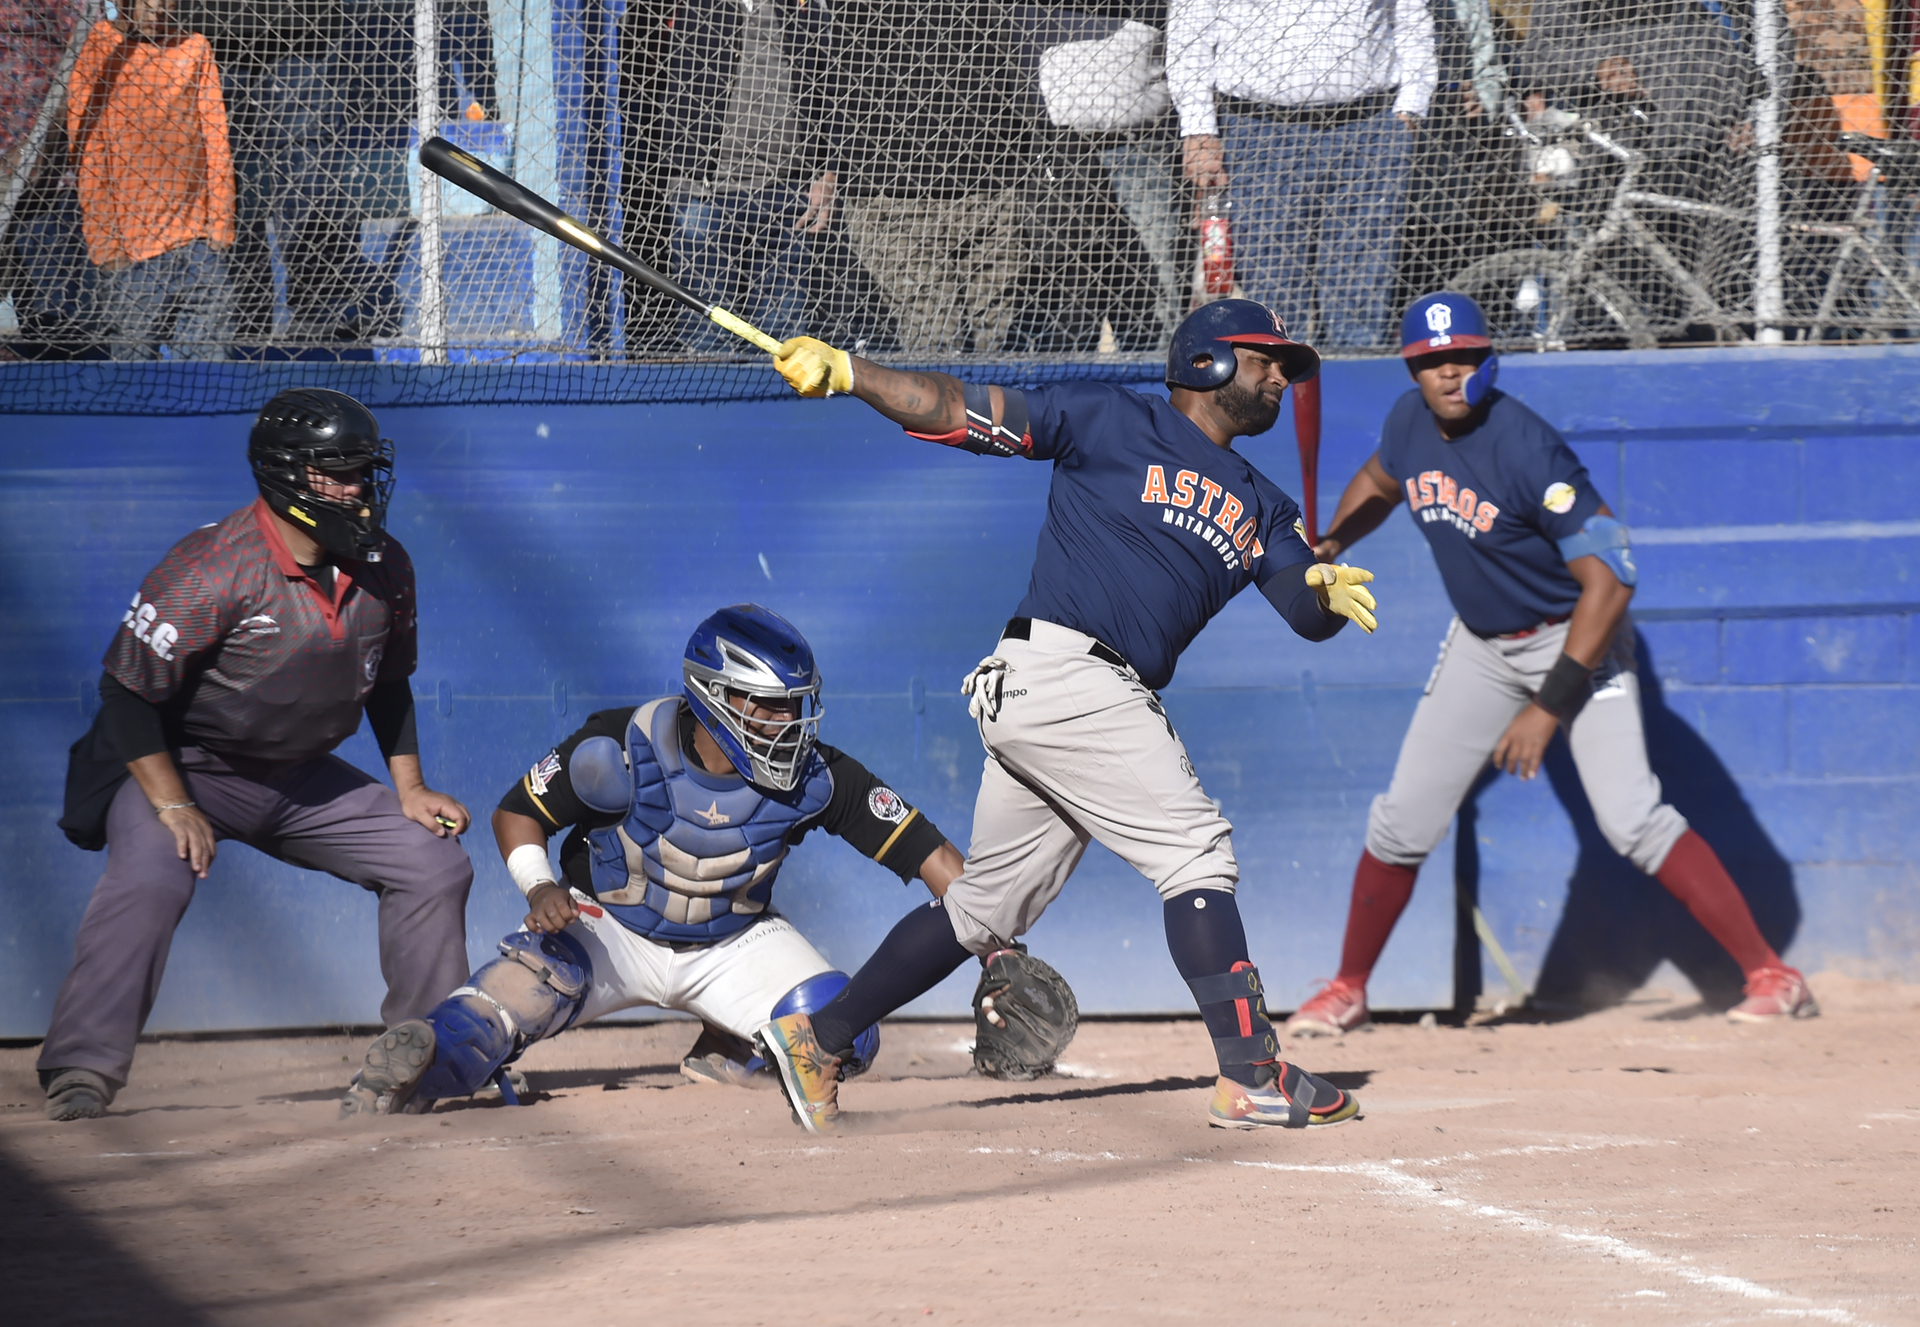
[1217,90,1396,129]
[1001,616,1132,672]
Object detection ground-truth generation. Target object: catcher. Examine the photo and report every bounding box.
[340,604,1074,1114]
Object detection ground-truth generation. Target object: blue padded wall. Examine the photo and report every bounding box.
[1,344,1915,1036]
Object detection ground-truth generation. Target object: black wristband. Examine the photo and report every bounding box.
[1534,652,1595,722]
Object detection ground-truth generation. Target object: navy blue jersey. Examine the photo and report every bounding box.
[1377,389,1606,637]
[1012,382,1317,690]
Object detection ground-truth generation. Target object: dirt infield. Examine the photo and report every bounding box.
[3,970,1916,1326]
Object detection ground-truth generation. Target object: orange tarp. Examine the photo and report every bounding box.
[67,20,234,269]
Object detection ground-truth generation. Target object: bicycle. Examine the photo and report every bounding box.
[1448,114,1746,350]
[1801,133,1920,341]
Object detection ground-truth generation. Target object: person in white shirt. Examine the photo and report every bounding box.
[1168,0,1437,347]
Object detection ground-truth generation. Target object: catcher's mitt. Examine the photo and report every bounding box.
[972,946,1079,1081]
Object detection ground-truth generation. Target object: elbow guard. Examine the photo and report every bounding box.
[1556,514,1638,587]
[905,383,1033,457]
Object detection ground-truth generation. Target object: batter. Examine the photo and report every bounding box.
[1285,291,1817,1037]
[755,299,1380,1132]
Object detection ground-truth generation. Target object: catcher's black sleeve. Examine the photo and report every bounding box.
[496,707,632,834]
[811,744,949,882]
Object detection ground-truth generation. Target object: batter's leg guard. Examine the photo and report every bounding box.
[1186,961,1282,1085]
[1187,962,1360,1128]
[340,930,591,1117]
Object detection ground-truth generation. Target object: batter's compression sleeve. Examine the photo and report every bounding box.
[96,675,169,763]
[1258,560,1347,641]
[814,745,949,882]
[496,707,631,834]
[364,677,420,761]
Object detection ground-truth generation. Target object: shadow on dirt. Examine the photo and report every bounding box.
[0,1144,213,1324]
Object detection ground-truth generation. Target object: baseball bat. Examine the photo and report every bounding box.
[417,136,782,354]
[1292,373,1322,547]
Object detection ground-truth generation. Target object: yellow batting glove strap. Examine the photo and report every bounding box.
[1306,563,1379,634]
[773,336,853,399]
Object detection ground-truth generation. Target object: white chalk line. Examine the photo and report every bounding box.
[1186,1153,1879,1326]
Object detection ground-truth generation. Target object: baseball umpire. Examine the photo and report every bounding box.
[753,299,1380,1132]
[338,604,1070,1114]
[1285,292,1816,1037]
[40,390,475,1121]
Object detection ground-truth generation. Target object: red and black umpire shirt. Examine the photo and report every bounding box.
[105,497,418,764]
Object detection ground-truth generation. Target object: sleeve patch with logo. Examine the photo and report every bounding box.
[528,750,563,796]
[1543,481,1577,514]
[867,786,910,824]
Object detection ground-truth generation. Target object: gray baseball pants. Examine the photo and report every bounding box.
[38,747,474,1085]
[942,619,1238,953]
[1367,617,1688,874]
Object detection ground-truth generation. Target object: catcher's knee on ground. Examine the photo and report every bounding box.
[359,930,591,1110]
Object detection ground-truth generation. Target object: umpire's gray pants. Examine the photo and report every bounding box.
[942,620,1238,954]
[38,748,474,1085]
[1367,617,1688,874]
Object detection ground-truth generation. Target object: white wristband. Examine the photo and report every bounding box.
[506,843,560,900]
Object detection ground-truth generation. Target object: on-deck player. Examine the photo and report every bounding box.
[41,390,475,1121]
[339,604,967,1114]
[754,299,1381,1132]
[1285,292,1816,1037]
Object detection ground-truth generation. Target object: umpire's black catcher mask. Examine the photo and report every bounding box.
[249,388,396,562]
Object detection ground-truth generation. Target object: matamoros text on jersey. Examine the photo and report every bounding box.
[1405,470,1501,539]
[1139,465,1268,570]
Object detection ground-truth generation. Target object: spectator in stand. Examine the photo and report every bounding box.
[649,0,838,354]
[826,0,1038,356]
[68,0,235,359]
[1169,0,1436,349]
[2,0,95,357]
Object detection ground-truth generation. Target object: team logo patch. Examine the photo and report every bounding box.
[527,750,562,795]
[1293,518,1308,541]
[868,787,910,824]
[1425,301,1454,347]
[363,645,384,681]
[1543,481,1577,514]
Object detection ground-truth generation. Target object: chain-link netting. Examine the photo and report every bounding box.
[1,0,1913,412]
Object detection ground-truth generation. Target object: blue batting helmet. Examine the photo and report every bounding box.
[1401,291,1499,407]
[1166,298,1320,391]
[683,604,823,791]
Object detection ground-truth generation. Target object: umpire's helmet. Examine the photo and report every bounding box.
[249,389,395,563]
[1166,299,1320,392]
[683,604,824,792]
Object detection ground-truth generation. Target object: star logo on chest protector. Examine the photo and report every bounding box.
[694,800,732,826]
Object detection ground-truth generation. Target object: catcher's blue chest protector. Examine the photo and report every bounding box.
[585,698,832,944]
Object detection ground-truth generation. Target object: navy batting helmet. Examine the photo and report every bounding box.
[1166,299,1319,391]
[1400,291,1499,407]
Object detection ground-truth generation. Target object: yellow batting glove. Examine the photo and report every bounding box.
[773,336,853,399]
[1307,563,1378,634]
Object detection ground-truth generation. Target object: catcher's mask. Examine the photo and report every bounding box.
[682,604,824,792]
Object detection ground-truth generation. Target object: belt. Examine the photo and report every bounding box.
[1496,613,1572,640]
[1218,90,1396,129]
[1001,616,1131,671]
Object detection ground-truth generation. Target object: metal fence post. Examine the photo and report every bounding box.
[1752,0,1786,344]
[415,0,448,364]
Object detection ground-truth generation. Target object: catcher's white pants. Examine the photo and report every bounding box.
[943,619,1238,954]
[562,892,834,1039]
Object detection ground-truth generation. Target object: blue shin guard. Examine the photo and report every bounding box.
[413,929,592,1104]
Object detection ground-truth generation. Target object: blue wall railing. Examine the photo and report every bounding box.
[1,344,1915,1036]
